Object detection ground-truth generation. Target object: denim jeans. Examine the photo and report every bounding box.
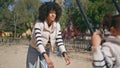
[56,48,61,56]
[26,45,50,68]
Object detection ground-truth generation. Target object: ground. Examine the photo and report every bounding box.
[0,45,93,68]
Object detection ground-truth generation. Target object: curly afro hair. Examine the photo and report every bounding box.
[38,2,62,22]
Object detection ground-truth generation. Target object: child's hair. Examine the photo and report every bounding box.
[38,2,62,22]
[101,14,120,31]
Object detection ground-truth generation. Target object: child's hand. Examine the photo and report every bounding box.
[91,32,102,48]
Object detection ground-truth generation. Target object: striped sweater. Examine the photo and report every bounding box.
[92,36,120,68]
[29,21,66,54]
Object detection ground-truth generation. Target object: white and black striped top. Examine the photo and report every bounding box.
[92,36,120,68]
[30,21,66,54]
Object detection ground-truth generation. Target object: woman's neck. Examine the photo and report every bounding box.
[46,20,53,27]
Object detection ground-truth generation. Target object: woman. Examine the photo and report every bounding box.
[26,2,70,68]
[91,14,120,68]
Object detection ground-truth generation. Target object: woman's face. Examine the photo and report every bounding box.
[46,10,56,24]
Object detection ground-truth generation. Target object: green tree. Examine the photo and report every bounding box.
[71,0,116,33]
[12,0,42,37]
[0,0,42,38]
[72,7,87,33]
[0,0,14,31]
[60,10,69,29]
[87,0,115,29]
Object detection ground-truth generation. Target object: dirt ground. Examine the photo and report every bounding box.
[0,45,93,68]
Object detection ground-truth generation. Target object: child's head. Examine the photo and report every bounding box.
[38,2,62,22]
[101,14,120,36]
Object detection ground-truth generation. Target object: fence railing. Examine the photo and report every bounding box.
[0,37,91,52]
[64,38,91,52]
[0,37,29,46]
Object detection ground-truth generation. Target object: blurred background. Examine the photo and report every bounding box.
[0,0,120,68]
[0,0,120,51]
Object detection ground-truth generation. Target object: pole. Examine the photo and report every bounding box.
[14,13,16,38]
[76,0,94,35]
[112,0,120,14]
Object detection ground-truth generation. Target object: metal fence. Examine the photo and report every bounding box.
[0,37,29,46]
[64,38,91,52]
[0,37,91,52]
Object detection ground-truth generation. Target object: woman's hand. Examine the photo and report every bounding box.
[91,32,102,48]
[64,53,70,65]
[43,53,54,68]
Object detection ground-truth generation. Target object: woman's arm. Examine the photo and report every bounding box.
[56,23,70,65]
[43,53,54,68]
[34,23,46,54]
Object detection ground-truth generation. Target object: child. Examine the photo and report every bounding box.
[91,14,120,68]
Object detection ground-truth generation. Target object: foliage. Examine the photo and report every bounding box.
[0,0,14,31]
[72,7,87,32]
[1,0,120,37]
[60,10,68,29]
[0,0,42,37]
[71,0,116,33]
[0,0,14,11]
[87,0,117,29]
[13,0,41,33]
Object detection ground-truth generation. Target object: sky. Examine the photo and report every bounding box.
[40,0,53,3]
[40,0,72,6]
